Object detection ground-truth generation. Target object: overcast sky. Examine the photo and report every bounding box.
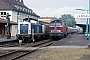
[23,0,89,24]
[23,0,88,18]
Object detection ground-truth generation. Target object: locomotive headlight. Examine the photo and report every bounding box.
[59,30,61,32]
[51,30,53,32]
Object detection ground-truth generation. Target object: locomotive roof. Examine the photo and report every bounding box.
[23,18,38,21]
[50,20,62,23]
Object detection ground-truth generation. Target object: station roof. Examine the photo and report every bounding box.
[76,23,86,27]
[0,18,17,25]
[76,23,86,33]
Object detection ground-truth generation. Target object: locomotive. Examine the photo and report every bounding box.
[48,19,78,40]
[48,20,68,39]
[16,18,49,42]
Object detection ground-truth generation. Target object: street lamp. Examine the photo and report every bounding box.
[6,13,11,39]
[76,9,89,39]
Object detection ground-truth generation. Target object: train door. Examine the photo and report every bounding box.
[20,24,28,34]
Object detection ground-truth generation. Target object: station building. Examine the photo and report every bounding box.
[0,0,39,36]
[0,18,17,36]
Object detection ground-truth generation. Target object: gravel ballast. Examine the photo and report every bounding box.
[18,48,90,60]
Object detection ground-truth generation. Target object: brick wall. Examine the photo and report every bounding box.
[0,24,5,36]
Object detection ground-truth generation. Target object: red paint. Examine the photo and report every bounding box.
[48,22,68,33]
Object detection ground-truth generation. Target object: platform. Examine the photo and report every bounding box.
[52,33,88,46]
[0,36,16,42]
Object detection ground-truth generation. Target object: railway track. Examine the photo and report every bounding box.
[0,39,53,47]
[0,39,56,60]
[21,39,54,47]
[0,50,36,60]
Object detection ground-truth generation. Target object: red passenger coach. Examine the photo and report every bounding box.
[49,20,68,39]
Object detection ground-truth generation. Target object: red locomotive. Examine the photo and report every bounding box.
[48,20,68,39]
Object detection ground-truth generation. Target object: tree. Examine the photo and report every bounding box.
[59,14,76,27]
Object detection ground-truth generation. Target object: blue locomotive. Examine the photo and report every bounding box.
[16,18,49,42]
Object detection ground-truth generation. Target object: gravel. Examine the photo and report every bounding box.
[18,48,90,60]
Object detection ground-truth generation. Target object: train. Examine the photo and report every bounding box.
[68,27,78,34]
[16,18,78,42]
[48,19,78,40]
[16,18,49,42]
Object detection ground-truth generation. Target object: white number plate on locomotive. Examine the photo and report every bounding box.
[51,30,61,32]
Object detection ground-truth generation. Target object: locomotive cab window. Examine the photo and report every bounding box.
[50,22,61,26]
[56,23,60,26]
[50,23,55,26]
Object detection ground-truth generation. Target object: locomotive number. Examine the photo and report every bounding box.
[51,30,61,32]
